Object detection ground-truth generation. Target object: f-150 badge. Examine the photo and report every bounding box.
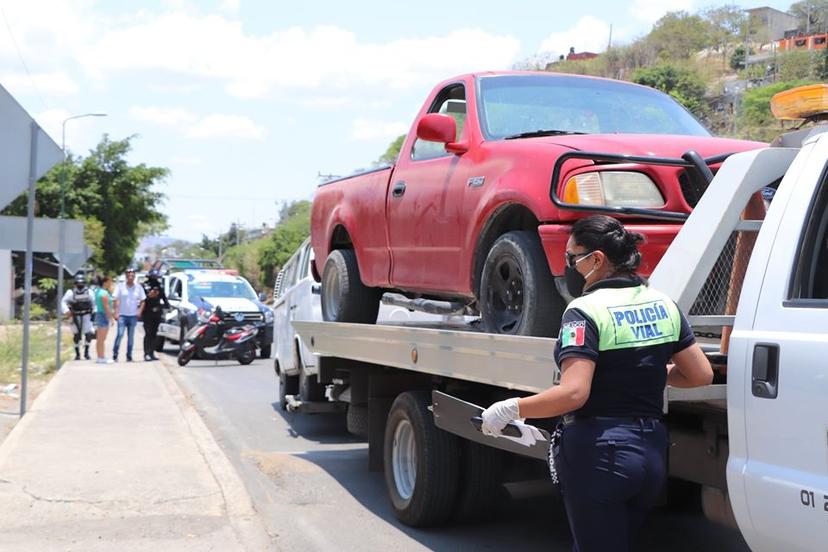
[467,176,485,187]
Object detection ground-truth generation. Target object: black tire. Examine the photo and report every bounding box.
[278,361,299,411]
[321,249,381,324]
[237,344,256,365]
[178,322,188,352]
[346,404,369,438]
[383,391,460,527]
[154,337,165,353]
[259,343,272,359]
[177,347,195,366]
[454,441,505,522]
[479,230,563,337]
[299,369,326,402]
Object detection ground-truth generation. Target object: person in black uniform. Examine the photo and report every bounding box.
[140,268,170,361]
[482,215,713,552]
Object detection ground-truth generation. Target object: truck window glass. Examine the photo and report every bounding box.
[411,84,466,161]
[790,169,828,300]
[477,74,710,140]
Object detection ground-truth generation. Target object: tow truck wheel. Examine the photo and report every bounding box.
[277,361,299,411]
[479,231,563,337]
[383,391,460,527]
[321,249,381,324]
[259,343,272,359]
[454,440,505,522]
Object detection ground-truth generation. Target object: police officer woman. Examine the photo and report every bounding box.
[482,215,713,552]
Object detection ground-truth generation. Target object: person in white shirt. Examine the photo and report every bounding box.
[112,268,146,362]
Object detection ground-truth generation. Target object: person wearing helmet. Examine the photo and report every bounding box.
[61,272,96,360]
[140,268,170,361]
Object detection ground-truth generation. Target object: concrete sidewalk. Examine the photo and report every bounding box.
[0,352,272,551]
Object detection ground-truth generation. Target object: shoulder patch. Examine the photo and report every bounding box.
[560,320,586,347]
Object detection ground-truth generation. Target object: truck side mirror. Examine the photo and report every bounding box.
[417,113,456,144]
[258,292,268,303]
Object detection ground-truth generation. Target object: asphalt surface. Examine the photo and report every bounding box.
[161,348,751,552]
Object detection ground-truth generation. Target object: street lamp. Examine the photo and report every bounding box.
[55,112,107,369]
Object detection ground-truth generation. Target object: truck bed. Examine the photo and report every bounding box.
[293,320,727,404]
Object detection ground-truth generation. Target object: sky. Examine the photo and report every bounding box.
[0,0,793,241]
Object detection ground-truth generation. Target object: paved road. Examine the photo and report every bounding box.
[161,349,751,551]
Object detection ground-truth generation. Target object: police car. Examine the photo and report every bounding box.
[157,269,274,358]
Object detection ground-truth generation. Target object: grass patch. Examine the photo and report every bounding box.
[0,323,73,385]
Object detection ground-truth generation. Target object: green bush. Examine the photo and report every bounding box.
[632,64,708,117]
[737,80,816,141]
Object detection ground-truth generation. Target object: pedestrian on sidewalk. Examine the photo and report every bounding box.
[94,275,116,364]
[141,268,170,361]
[112,268,146,362]
[61,272,95,361]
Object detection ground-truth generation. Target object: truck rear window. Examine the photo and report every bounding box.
[478,75,710,140]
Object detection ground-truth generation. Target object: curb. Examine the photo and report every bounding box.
[0,362,71,465]
[155,357,274,551]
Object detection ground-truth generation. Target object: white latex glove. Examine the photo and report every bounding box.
[481,398,520,437]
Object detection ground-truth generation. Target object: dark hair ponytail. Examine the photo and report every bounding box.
[571,215,644,275]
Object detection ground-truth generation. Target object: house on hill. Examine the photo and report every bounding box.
[746,6,798,42]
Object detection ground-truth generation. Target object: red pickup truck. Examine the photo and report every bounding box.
[311,71,762,336]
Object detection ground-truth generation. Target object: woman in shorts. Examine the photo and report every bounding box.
[94,275,116,364]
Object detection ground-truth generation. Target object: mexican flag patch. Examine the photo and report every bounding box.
[561,321,585,347]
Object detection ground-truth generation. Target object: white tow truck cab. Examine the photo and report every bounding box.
[290,85,828,549]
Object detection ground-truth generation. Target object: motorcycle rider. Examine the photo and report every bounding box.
[61,272,95,360]
[141,268,170,361]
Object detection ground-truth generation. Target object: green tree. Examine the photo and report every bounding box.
[258,200,311,287]
[789,1,828,34]
[2,135,168,273]
[648,11,713,60]
[703,5,747,68]
[376,134,406,166]
[632,64,708,116]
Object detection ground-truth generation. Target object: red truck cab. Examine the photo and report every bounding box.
[312,71,763,336]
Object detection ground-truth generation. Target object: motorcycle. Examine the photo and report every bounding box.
[177,306,258,366]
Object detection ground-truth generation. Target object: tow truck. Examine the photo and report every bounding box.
[286,85,828,550]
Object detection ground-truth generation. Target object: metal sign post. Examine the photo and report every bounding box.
[20,121,39,417]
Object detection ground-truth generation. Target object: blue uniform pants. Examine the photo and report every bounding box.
[555,417,667,552]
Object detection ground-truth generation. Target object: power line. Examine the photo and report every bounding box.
[0,5,48,111]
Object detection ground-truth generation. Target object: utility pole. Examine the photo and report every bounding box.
[55,112,106,373]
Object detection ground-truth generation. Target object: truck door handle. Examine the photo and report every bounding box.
[392,181,406,198]
[289,305,298,311]
[752,343,779,399]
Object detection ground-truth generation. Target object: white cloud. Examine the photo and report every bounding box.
[629,0,695,23]
[129,106,198,125]
[75,14,520,98]
[220,0,240,13]
[539,16,612,57]
[1,71,80,96]
[186,114,266,140]
[301,96,351,109]
[350,118,408,141]
[170,155,202,165]
[129,106,265,140]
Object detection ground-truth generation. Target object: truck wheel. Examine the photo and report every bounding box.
[384,391,460,527]
[321,249,381,324]
[178,323,188,352]
[259,343,272,359]
[299,369,326,402]
[454,440,505,522]
[277,361,299,411]
[479,230,563,337]
[346,404,369,438]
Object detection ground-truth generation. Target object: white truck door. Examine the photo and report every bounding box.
[292,243,318,372]
[728,135,828,552]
